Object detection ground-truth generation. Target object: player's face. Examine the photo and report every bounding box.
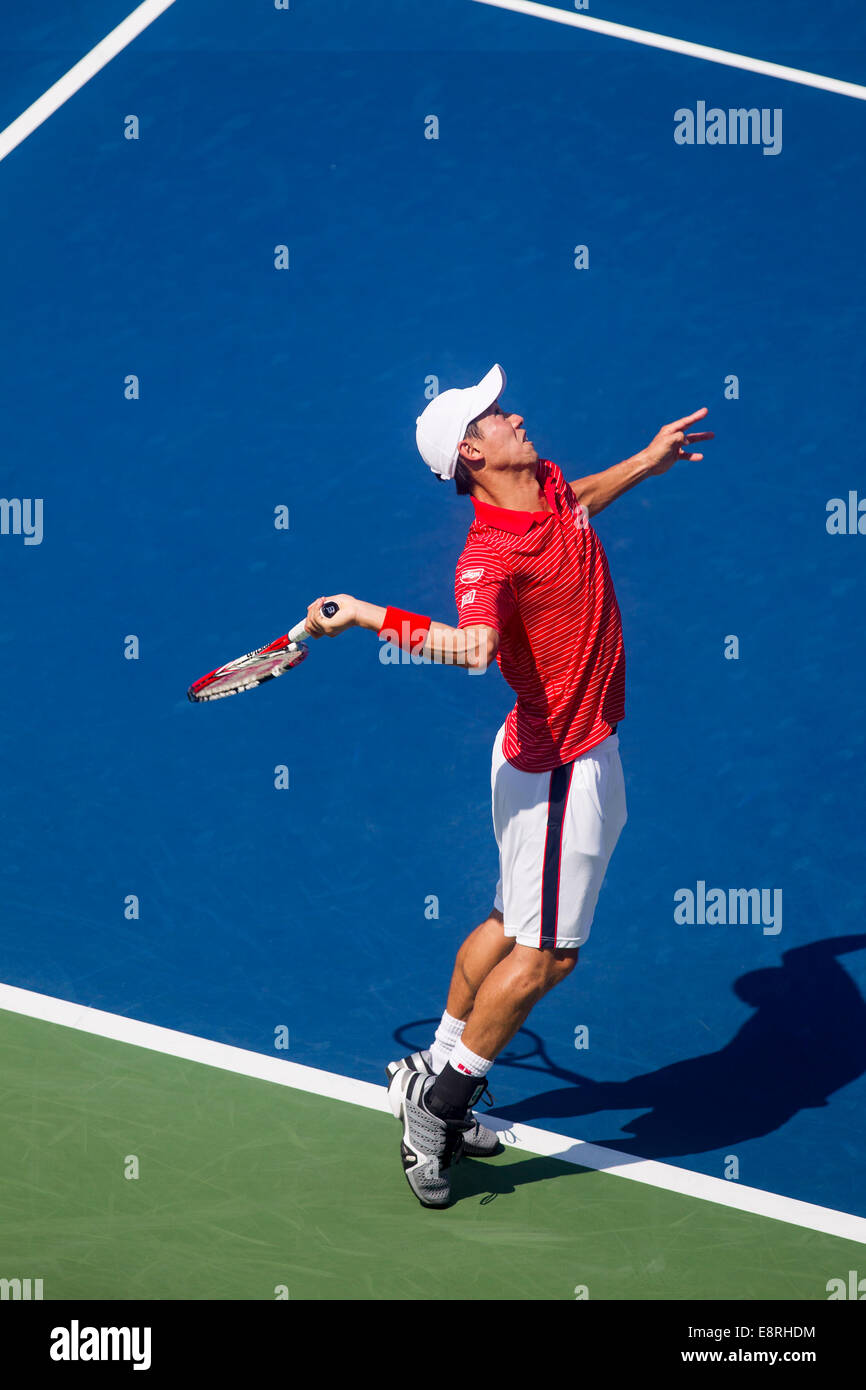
[475,401,539,468]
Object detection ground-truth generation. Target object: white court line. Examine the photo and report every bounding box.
[471,0,866,101]
[0,0,176,164]
[1,980,864,1246]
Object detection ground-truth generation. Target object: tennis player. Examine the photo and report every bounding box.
[304,364,712,1207]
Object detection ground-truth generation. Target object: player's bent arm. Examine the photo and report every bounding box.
[364,601,498,669]
[305,596,497,669]
[423,621,499,669]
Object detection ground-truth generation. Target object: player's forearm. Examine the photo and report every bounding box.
[424,621,492,668]
[354,600,388,633]
[354,601,488,668]
[569,451,652,518]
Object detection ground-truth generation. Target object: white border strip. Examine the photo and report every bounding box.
[1,981,864,1245]
[471,0,866,101]
[0,0,177,164]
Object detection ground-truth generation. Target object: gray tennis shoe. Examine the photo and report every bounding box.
[388,1067,476,1208]
[385,1050,501,1157]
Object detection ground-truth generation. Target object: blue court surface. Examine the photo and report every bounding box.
[1,0,865,1225]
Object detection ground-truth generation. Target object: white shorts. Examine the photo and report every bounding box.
[491,725,627,950]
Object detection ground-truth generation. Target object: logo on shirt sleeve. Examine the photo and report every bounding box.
[460,567,484,582]
[460,590,476,608]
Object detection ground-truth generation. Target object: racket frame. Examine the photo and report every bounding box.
[186,602,338,703]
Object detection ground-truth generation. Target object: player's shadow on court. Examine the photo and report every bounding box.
[499,935,866,1160]
[396,935,866,1167]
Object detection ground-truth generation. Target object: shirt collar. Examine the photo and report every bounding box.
[471,471,558,536]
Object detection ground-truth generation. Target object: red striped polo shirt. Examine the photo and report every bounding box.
[454,458,625,772]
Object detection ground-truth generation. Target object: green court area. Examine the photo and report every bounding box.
[0,1008,860,1301]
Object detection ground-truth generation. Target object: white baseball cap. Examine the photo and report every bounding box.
[415,363,506,480]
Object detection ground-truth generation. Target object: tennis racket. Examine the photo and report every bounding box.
[187,601,339,702]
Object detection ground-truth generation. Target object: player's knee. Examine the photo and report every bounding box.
[512,946,576,997]
[553,949,579,982]
[540,948,579,988]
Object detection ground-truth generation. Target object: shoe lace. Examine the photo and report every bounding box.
[442,1126,466,1168]
[468,1077,495,1110]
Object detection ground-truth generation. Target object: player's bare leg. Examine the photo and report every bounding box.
[419,909,514,1075]
[423,944,578,1124]
[386,913,512,1170]
[445,908,515,1021]
[385,913,511,1080]
[460,943,578,1059]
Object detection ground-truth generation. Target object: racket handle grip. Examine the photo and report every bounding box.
[288,600,340,645]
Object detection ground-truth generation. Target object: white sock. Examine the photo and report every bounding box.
[428,1011,466,1074]
[450,1038,493,1079]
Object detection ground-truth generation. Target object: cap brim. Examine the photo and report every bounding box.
[447,363,507,480]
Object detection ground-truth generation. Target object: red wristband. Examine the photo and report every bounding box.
[378,606,432,651]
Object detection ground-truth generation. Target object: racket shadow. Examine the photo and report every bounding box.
[393,1018,593,1089]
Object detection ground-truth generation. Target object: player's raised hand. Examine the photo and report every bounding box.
[304,595,357,638]
[640,408,714,476]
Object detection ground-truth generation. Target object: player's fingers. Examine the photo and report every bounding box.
[685,431,714,442]
[669,407,709,430]
[679,451,703,461]
[305,598,326,637]
[319,597,345,636]
[314,598,346,637]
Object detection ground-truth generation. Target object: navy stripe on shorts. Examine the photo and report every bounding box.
[538,760,576,948]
